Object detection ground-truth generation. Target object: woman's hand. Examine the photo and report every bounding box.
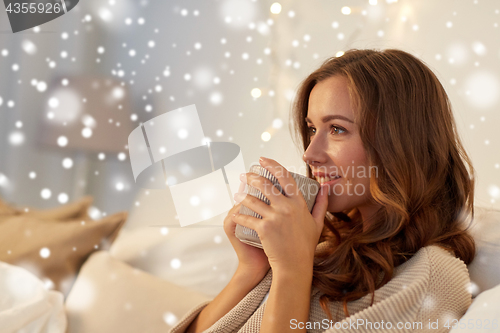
[232,157,329,276]
[223,183,270,280]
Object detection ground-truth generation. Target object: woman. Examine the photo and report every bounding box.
[170,49,476,333]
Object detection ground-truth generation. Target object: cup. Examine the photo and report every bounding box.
[235,164,320,248]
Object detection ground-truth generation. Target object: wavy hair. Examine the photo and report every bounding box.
[290,49,476,319]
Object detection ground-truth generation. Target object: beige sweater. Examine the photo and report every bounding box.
[170,245,471,333]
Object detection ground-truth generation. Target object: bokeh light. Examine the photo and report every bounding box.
[251,88,262,98]
[341,6,351,15]
[270,3,282,14]
[261,132,271,142]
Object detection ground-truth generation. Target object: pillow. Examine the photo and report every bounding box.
[466,206,500,296]
[450,283,500,332]
[0,261,66,333]
[110,188,238,298]
[0,195,93,221]
[22,195,94,221]
[65,251,211,333]
[110,226,239,298]
[0,212,127,297]
[0,196,21,216]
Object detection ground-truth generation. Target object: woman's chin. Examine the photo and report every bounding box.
[326,200,343,213]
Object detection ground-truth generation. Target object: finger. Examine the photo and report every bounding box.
[234,191,273,218]
[226,203,240,221]
[239,172,283,205]
[224,203,243,229]
[233,180,247,204]
[232,211,262,233]
[311,184,329,225]
[235,173,253,203]
[258,157,298,198]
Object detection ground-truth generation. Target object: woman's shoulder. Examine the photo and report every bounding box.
[419,244,470,293]
[397,244,468,275]
[392,244,469,290]
[372,244,471,309]
[413,245,472,324]
[308,244,472,330]
[390,245,472,322]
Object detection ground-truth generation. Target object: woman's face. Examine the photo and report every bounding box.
[302,75,379,221]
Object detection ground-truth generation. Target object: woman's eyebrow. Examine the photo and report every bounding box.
[305,115,354,124]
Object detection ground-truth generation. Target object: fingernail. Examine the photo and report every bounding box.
[259,156,266,164]
[239,173,245,179]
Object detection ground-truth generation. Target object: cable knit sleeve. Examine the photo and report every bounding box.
[169,300,212,333]
[169,268,273,333]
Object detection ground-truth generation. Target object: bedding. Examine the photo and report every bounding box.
[110,226,238,298]
[0,197,22,216]
[1,191,499,332]
[0,261,66,333]
[0,195,127,297]
[449,283,500,332]
[21,196,93,221]
[109,188,239,298]
[0,195,92,220]
[65,251,211,333]
[466,207,500,296]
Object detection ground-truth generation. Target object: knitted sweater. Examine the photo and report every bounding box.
[169,245,472,333]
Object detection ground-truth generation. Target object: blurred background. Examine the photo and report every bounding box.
[1,0,499,222]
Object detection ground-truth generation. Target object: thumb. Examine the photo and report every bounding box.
[311,185,329,224]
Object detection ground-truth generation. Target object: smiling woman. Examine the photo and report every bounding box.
[171,49,476,333]
[292,48,476,320]
[303,75,379,225]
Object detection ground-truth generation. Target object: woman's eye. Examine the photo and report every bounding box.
[331,125,346,135]
[307,125,346,136]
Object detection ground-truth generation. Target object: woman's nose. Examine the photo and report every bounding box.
[302,136,327,166]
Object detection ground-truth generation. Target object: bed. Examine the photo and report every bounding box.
[0,189,499,333]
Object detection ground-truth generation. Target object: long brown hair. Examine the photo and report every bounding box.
[291,49,476,319]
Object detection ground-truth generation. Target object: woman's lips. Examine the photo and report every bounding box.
[318,177,342,193]
[316,175,340,183]
[319,176,342,185]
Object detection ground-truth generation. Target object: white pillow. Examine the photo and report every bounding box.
[0,261,66,333]
[467,206,500,296]
[450,283,500,333]
[110,226,238,298]
[110,188,239,298]
[65,251,211,333]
